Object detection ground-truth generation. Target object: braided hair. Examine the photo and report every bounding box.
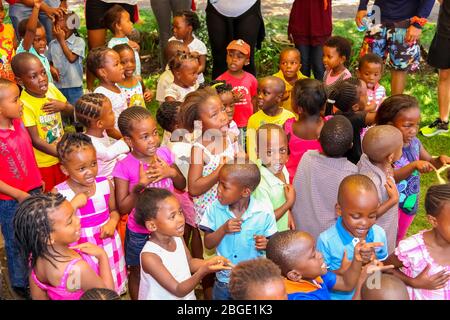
[168,51,199,72]
[80,288,121,300]
[425,184,450,218]
[173,10,200,32]
[326,77,362,114]
[74,93,109,128]
[117,105,152,137]
[56,132,94,163]
[156,101,182,133]
[86,46,116,78]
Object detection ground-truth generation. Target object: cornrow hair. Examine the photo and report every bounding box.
[156,101,182,132]
[326,77,361,114]
[13,192,67,270]
[168,51,198,72]
[117,105,152,137]
[56,132,94,163]
[209,80,233,95]
[112,43,133,55]
[173,10,200,31]
[425,184,450,217]
[86,46,115,77]
[74,93,108,128]
[80,288,121,300]
[229,258,283,300]
[179,86,218,132]
[134,187,174,227]
[375,94,419,125]
[102,4,125,33]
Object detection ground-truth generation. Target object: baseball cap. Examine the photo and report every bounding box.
[226,39,251,58]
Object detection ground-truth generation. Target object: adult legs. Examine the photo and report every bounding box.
[297,44,311,78]
[438,69,450,122]
[391,70,407,95]
[310,45,325,80]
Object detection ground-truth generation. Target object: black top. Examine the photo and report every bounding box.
[437,0,450,38]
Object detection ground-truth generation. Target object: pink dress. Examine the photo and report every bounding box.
[55,177,127,294]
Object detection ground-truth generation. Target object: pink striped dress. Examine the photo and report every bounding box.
[55,177,127,294]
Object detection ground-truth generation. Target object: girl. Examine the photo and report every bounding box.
[53,133,127,294]
[164,51,199,102]
[322,36,352,95]
[13,192,115,300]
[376,94,450,242]
[384,184,450,300]
[74,93,129,180]
[169,10,207,84]
[113,43,153,108]
[136,187,231,300]
[112,106,186,300]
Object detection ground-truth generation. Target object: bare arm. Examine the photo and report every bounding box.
[0,180,30,202]
[29,274,49,300]
[26,125,58,157]
[22,1,41,51]
[188,146,223,196]
[203,227,227,250]
[333,257,363,292]
[113,177,137,215]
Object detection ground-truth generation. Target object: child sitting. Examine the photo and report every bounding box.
[273,47,307,114]
[14,193,115,300]
[246,76,295,161]
[292,115,357,239]
[0,6,17,82]
[384,184,450,300]
[169,10,207,84]
[357,53,386,111]
[164,51,199,102]
[229,258,287,300]
[317,174,389,300]
[199,162,278,300]
[322,36,352,95]
[253,124,295,232]
[12,52,72,191]
[358,125,403,253]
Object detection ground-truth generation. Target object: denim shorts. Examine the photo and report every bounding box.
[212,280,232,300]
[124,226,149,266]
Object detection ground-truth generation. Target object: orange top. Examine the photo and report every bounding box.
[284,277,324,294]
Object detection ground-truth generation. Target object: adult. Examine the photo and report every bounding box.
[150,0,191,68]
[205,0,265,79]
[356,0,435,95]
[421,0,450,136]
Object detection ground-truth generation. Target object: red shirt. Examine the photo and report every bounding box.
[0,118,42,200]
[216,71,257,128]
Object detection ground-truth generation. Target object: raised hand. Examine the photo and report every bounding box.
[354,240,384,264]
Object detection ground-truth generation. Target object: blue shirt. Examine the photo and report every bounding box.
[286,272,337,300]
[317,217,388,300]
[358,0,435,23]
[199,196,278,283]
[17,40,53,83]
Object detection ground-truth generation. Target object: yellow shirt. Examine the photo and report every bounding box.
[246,108,295,162]
[21,83,66,168]
[273,69,307,115]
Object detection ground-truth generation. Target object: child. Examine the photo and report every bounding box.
[199,162,278,300]
[0,79,43,299]
[112,106,186,300]
[266,230,374,300]
[322,36,352,95]
[384,184,450,300]
[360,273,410,300]
[169,10,207,84]
[358,125,403,253]
[165,51,199,102]
[80,288,121,300]
[53,133,127,294]
[246,76,295,161]
[114,44,152,107]
[75,93,130,180]
[357,53,386,111]
[13,193,115,300]
[291,115,358,239]
[375,94,450,242]
[253,124,295,232]
[12,52,72,191]
[229,258,287,300]
[104,4,141,76]
[135,187,231,300]
[0,5,17,82]
[284,78,328,183]
[317,174,389,300]
[48,11,85,106]
[273,47,307,114]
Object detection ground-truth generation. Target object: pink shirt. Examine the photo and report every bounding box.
[112,147,175,234]
[324,68,352,86]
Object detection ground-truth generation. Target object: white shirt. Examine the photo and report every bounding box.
[211,0,258,17]
[164,82,199,102]
[94,85,128,130]
[156,68,174,103]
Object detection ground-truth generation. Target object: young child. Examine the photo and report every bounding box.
[229,258,287,300]
[266,230,373,300]
[48,11,85,106]
[360,273,410,300]
[0,6,17,82]
[135,187,231,300]
[12,52,72,191]
[114,44,152,107]
[0,79,43,299]
[112,106,186,300]
[292,115,358,240]
[53,133,127,294]
[169,10,207,84]
[164,51,199,102]
[273,47,307,114]
[358,125,403,253]
[284,78,328,183]
[246,76,295,161]
[253,124,295,232]
[384,184,450,300]
[104,4,141,76]
[80,288,121,300]
[322,36,352,95]
[13,193,115,300]
[376,94,450,242]
[199,162,278,300]
[357,53,386,111]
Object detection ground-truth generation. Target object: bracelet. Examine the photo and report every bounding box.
[410,16,427,27]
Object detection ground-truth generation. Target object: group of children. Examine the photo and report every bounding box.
[0,1,449,301]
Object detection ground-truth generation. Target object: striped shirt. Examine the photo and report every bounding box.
[367,83,386,110]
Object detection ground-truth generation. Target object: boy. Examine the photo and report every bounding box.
[246,76,295,161]
[273,47,307,114]
[199,162,278,300]
[11,52,73,191]
[358,125,403,253]
[317,174,389,300]
[292,115,358,239]
[357,53,386,111]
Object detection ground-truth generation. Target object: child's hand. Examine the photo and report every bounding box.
[100,218,118,239]
[354,240,384,264]
[34,0,44,9]
[70,192,88,210]
[223,218,242,234]
[438,155,450,166]
[385,178,399,203]
[414,160,436,174]
[128,40,140,52]
[70,242,107,259]
[288,211,296,230]
[52,24,65,43]
[335,250,351,275]
[147,157,176,183]
[254,235,268,250]
[203,256,233,273]
[283,184,296,207]
[143,89,153,102]
[365,100,377,112]
[138,161,152,186]
[50,65,60,83]
[410,264,450,290]
[365,259,395,275]
[15,190,30,203]
[42,98,67,114]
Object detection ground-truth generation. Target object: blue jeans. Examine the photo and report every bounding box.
[296,44,325,80]
[59,87,83,106]
[212,280,232,300]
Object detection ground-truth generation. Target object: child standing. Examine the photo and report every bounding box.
[322,36,352,95]
[357,53,386,111]
[164,52,199,102]
[0,6,17,82]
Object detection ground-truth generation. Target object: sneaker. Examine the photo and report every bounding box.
[420,118,449,137]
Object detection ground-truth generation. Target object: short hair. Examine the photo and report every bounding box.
[134,187,175,227]
[229,258,283,300]
[173,10,200,31]
[112,43,134,56]
[74,93,109,128]
[375,94,420,125]
[361,273,410,300]
[259,76,286,94]
[280,47,300,60]
[324,36,352,65]
[165,40,189,62]
[117,106,153,137]
[337,174,378,205]
[292,78,326,116]
[0,78,18,100]
[168,51,198,72]
[425,184,450,217]
[256,123,287,153]
[179,86,218,132]
[86,47,116,78]
[56,132,94,163]
[358,53,384,71]
[319,115,353,157]
[327,78,361,113]
[156,101,182,132]
[80,288,121,300]
[18,18,44,38]
[362,125,403,163]
[102,4,126,33]
[11,52,41,77]
[221,162,261,191]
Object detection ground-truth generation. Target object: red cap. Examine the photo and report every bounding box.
[226,39,251,58]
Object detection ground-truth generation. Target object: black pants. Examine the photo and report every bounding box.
[206,0,265,79]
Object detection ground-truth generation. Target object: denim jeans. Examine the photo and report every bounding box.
[212,280,232,300]
[59,87,83,107]
[296,44,325,80]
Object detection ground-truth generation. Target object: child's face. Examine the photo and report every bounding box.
[358,62,382,90]
[175,59,199,88]
[258,129,288,175]
[289,235,328,280]
[256,78,283,112]
[198,95,229,133]
[33,27,47,55]
[17,58,49,97]
[226,49,249,73]
[217,170,248,206]
[323,46,345,72]
[150,195,185,237]
[62,146,98,187]
[392,107,420,145]
[430,202,450,243]
[117,11,133,36]
[97,99,116,130]
[0,84,23,120]
[279,51,301,80]
[219,91,235,122]
[125,117,160,158]
[119,48,136,79]
[100,51,125,83]
[246,279,287,300]
[172,16,191,41]
[49,200,81,245]
[55,15,71,38]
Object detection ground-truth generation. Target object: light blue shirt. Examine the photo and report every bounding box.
[48,34,85,89]
[199,196,278,283]
[108,37,141,76]
[317,217,388,300]
[17,40,53,83]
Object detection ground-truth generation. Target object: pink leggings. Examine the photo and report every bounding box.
[397,208,416,244]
